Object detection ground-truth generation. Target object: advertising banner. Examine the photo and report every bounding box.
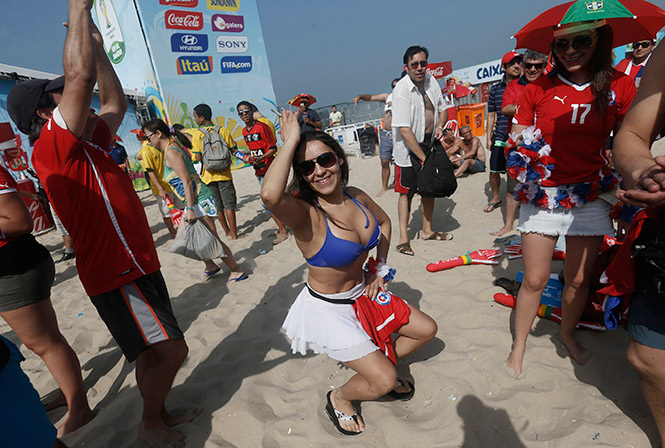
[426,61,452,80]
[92,0,169,120]
[451,59,503,86]
[134,0,278,150]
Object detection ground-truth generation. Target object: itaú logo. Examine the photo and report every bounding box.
[177,56,212,74]
[165,10,203,30]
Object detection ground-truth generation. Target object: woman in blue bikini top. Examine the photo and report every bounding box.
[261,113,390,299]
[261,110,437,436]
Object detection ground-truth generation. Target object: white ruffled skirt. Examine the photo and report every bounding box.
[282,282,378,362]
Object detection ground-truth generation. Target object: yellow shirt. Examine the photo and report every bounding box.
[140,144,172,195]
[189,125,236,183]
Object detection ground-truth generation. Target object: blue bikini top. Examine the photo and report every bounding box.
[306,192,380,268]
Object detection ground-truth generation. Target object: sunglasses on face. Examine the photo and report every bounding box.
[632,41,654,49]
[298,152,337,175]
[552,34,595,53]
[525,62,545,70]
[238,109,252,116]
[409,61,428,69]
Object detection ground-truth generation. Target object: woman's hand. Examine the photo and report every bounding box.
[364,272,385,300]
[186,208,197,223]
[279,109,302,144]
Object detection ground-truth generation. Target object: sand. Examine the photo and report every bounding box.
[3,138,664,447]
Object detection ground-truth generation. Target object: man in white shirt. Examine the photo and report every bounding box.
[328,105,342,127]
[392,45,452,256]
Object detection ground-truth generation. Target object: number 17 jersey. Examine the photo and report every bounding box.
[514,70,635,186]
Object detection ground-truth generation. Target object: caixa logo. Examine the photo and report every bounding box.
[160,0,198,6]
[165,10,203,30]
[177,56,212,74]
[221,56,252,73]
[171,33,208,52]
[211,14,244,32]
[216,35,247,53]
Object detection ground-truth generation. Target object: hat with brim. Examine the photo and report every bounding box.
[7,76,65,135]
[501,51,523,66]
[130,128,145,138]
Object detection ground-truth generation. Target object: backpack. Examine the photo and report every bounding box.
[201,126,231,172]
[410,140,457,198]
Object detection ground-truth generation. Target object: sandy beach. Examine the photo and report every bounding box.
[3,138,664,447]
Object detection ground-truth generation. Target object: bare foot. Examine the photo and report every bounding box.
[138,421,186,448]
[56,408,96,437]
[272,232,289,245]
[377,188,388,197]
[558,333,591,365]
[44,389,67,412]
[163,408,202,427]
[489,226,513,237]
[330,389,364,433]
[505,346,525,379]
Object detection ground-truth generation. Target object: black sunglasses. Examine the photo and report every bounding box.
[632,41,654,49]
[238,109,252,116]
[552,34,595,53]
[298,152,337,175]
[525,62,545,70]
[409,61,428,69]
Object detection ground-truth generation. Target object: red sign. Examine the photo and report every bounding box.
[17,179,53,234]
[426,61,453,79]
[160,0,198,6]
[165,10,203,30]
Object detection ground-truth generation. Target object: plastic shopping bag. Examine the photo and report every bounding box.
[168,220,225,261]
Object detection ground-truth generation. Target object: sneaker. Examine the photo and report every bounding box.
[56,252,76,263]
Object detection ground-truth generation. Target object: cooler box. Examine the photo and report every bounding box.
[457,103,486,137]
[17,179,54,234]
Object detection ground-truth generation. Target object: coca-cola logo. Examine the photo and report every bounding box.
[165,10,203,30]
[426,61,452,79]
[160,0,198,6]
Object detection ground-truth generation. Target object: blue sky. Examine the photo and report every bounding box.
[2,0,585,106]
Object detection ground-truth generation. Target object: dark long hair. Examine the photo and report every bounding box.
[29,92,56,145]
[551,25,614,117]
[288,131,349,208]
[141,118,192,149]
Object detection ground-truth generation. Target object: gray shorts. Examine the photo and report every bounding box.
[207,180,237,210]
[0,257,55,312]
[468,159,486,173]
[379,130,393,160]
[156,193,184,218]
[628,282,665,350]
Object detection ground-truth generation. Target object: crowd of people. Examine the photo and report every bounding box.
[2,0,665,446]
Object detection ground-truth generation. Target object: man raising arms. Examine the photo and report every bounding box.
[8,2,197,446]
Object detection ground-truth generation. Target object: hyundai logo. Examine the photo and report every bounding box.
[181,35,198,45]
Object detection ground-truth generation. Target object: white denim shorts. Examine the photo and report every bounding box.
[517,198,614,237]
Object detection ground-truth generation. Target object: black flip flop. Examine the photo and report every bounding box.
[386,379,415,401]
[325,391,362,436]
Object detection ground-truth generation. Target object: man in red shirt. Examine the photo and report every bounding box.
[236,100,289,245]
[489,49,547,237]
[6,2,196,446]
[615,38,656,88]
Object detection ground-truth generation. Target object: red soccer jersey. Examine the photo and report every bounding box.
[0,166,19,249]
[615,58,646,83]
[502,77,529,135]
[31,108,160,296]
[515,71,636,186]
[242,120,276,176]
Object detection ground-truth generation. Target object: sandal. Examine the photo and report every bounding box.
[325,391,362,436]
[396,242,414,256]
[386,378,415,402]
[227,272,248,283]
[422,231,453,241]
[484,200,502,213]
[203,267,221,282]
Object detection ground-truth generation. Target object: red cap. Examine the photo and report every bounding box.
[501,51,522,66]
[130,129,145,137]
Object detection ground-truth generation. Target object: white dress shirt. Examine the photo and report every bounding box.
[391,73,448,167]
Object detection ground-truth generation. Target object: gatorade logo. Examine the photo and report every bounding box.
[207,0,239,11]
[177,56,213,74]
[221,56,252,73]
